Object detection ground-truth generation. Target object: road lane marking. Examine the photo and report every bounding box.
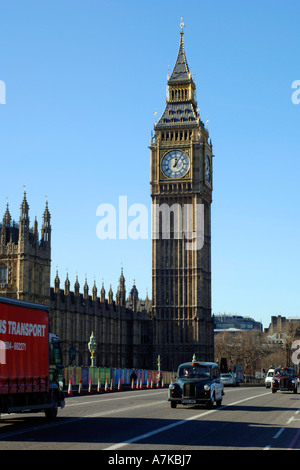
[65,390,166,407]
[265,407,300,449]
[0,398,166,440]
[0,389,274,447]
[104,391,270,450]
[104,408,217,450]
[273,427,285,439]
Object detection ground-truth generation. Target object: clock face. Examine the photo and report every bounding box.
[161,150,190,179]
[205,154,211,183]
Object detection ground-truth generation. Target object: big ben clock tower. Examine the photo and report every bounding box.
[150,20,214,370]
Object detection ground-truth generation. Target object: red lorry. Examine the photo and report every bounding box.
[0,296,65,419]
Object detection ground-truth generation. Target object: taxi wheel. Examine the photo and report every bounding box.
[208,394,215,408]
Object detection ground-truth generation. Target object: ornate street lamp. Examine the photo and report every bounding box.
[88,331,97,367]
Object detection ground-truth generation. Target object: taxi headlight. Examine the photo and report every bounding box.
[204,384,210,391]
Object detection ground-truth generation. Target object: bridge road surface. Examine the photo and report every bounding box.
[1,386,300,452]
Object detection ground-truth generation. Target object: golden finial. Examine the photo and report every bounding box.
[179,17,185,34]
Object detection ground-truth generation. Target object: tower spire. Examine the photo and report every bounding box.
[155,20,198,130]
[168,17,191,85]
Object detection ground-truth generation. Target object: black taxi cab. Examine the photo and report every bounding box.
[168,356,224,408]
[271,367,298,394]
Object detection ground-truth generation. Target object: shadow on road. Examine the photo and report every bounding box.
[1,399,300,450]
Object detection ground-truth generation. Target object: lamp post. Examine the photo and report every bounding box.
[88,331,97,367]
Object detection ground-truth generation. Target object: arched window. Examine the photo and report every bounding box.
[0,264,7,284]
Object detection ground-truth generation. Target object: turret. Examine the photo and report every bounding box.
[64,273,70,296]
[74,275,80,296]
[41,200,51,245]
[100,281,105,302]
[92,280,97,301]
[54,269,60,294]
[83,277,89,299]
[18,190,30,245]
[116,266,126,306]
[0,202,11,245]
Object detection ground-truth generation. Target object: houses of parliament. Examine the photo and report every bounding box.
[0,23,214,371]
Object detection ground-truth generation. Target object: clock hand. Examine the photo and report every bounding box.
[173,156,182,168]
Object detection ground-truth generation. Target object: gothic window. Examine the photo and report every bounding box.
[28,266,33,292]
[0,264,7,284]
[38,268,43,294]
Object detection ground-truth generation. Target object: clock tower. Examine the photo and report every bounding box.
[150,20,214,370]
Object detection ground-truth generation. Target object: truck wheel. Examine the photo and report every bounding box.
[45,396,58,419]
[171,401,177,409]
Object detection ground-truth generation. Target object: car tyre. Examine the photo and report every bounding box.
[45,396,58,419]
[208,394,215,408]
[171,401,177,408]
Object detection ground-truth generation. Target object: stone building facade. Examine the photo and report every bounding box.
[0,192,51,305]
[0,194,153,370]
[264,315,300,339]
[51,270,153,368]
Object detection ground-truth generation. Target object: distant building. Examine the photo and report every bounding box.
[213,314,263,333]
[264,315,300,340]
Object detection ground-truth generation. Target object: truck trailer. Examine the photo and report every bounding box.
[0,296,65,419]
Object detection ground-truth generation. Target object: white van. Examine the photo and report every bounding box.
[265,368,275,388]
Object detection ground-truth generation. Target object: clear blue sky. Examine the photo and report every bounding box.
[0,0,299,329]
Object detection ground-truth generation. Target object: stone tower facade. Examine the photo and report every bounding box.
[150,22,214,369]
[0,191,51,305]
